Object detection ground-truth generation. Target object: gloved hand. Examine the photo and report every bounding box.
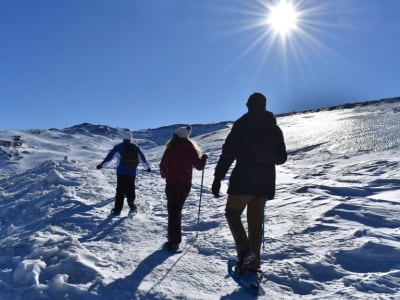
[201,154,208,160]
[145,168,151,172]
[96,164,102,170]
[211,178,221,197]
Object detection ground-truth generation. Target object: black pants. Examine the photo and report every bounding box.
[166,183,191,245]
[114,175,136,213]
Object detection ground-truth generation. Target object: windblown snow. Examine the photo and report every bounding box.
[1,98,400,299]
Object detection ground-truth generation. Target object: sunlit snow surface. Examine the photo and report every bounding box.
[0,99,399,299]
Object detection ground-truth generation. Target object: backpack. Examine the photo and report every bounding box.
[120,143,139,168]
[241,114,286,166]
[245,127,277,165]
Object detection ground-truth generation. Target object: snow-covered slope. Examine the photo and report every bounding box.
[0,98,400,299]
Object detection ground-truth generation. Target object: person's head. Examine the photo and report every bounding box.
[166,125,200,153]
[123,131,132,142]
[246,92,267,112]
[174,125,192,139]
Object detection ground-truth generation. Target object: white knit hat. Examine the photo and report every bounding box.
[174,126,192,139]
[123,131,132,141]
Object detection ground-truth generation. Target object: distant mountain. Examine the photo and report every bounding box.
[278,96,400,116]
[0,96,399,178]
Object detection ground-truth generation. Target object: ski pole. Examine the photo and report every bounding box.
[195,168,205,238]
[262,210,265,251]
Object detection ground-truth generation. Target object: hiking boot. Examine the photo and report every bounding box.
[164,242,179,252]
[242,251,256,266]
[128,206,137,217]
[249,268,263,281]
[111,208,120,216]
[129,203,138,212]
[235,251,256,275]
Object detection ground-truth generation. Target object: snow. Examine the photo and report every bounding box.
[1,98,400,299]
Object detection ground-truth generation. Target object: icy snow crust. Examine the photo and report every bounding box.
[0,99,400,299]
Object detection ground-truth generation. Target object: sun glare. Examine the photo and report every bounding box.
[216,0,328,71]
[267,0,299,37]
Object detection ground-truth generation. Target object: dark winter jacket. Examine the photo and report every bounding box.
[160,138,206,185]
[214,110,287,199]
[100,140,150,176]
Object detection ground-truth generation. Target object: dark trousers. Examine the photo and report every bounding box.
[225,195,267,270]
[166,183,191,244]
[114,175,136,213]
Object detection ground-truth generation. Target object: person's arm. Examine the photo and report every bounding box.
[274,126,287,165]
[192,152,208,171]
[97,146,118,169]
[214,124,240,180]
[137,146,151,171]
[159,150,169,178]
[212,124,240,196]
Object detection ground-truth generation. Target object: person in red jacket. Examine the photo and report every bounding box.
[159,125,207,251]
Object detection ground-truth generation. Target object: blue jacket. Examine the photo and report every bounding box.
[100,140,150,176]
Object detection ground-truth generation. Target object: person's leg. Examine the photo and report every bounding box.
[126,176,137,210]
[114,175,127,214]
[166,184,190,245]
[247,196,267,271]
[225,195,253,259]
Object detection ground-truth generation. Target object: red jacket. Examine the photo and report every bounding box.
[160,138,206,185]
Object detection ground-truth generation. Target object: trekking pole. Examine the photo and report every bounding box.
[262,210,265,251]
[195,168,205,238]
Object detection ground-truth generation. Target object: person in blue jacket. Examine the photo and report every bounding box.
[97,132,151,216]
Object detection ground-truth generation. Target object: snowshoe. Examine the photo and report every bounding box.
[228,259,264,295]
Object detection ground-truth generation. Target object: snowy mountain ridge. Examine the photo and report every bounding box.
[0,98,400,299]
[1,96,399,178]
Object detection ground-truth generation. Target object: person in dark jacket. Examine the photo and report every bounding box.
[212,92,287,274]
[159,126,208,251]
[97,132,151,216]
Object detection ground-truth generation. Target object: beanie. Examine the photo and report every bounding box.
[246,92,267,111]
[123,132,132,142]
[174,126,192,139]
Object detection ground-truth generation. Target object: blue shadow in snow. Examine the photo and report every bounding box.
[97,248,179,299]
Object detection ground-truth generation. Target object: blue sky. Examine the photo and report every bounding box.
[1,0,399,130]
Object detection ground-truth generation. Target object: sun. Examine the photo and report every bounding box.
[267,0,300,37]
[214,0,327,70]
